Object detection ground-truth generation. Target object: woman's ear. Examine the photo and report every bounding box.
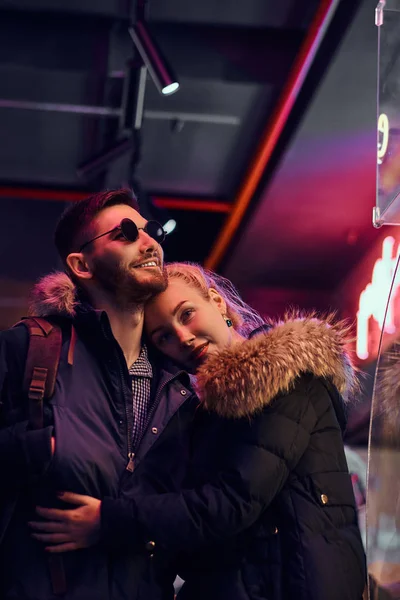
[66,253,93,282]
[208,288,226,315]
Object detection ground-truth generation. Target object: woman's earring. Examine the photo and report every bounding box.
[224,317,233,328]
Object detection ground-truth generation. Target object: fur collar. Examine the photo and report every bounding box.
[29,275,356,420]
[29,271,77,317]
[375,347,400,441]
[195,314,357,419]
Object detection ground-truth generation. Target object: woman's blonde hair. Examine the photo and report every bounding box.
[165,262,265,337]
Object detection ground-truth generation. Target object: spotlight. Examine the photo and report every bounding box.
[128,22,180,96]
[163,219,177,235]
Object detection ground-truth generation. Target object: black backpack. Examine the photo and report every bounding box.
[12,316,77,596]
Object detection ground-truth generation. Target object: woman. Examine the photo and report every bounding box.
[140,262,366,600]
[33,262,366,600]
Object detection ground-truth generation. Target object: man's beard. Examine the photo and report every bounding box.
[91,255,167,308]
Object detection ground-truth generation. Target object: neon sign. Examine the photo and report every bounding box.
[378,112,389,165]
[357,236,400,360]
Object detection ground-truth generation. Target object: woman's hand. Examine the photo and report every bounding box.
[29,492,101,553]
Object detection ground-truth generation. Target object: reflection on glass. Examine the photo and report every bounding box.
[367,249,400,599]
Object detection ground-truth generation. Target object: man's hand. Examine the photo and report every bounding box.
[29,492,101,553]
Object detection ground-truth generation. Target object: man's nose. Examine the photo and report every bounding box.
[138,228,157,251]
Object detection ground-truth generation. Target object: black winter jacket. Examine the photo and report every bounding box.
[102,317,367,600]
[0,273,197,600]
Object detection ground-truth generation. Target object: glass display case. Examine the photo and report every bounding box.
[375,0,400,226]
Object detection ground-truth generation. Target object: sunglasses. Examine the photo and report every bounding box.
[79,218,165,252]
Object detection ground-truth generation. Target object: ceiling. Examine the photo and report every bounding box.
[0,0,381,326]
[224,0,380,293]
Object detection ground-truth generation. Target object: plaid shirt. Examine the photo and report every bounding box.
[129,344,153,450]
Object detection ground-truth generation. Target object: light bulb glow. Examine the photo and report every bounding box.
[163,219,177,235]
[162,82,180,95]
[356,236,400,359]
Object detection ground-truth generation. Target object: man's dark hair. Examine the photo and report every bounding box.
[54,188,140,263]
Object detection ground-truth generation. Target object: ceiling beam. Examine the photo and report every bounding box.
[0,186,229,213]
[0,1,129,18]
[153,197,231,213]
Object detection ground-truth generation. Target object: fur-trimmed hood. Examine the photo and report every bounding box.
[195,315,357,419]
[29,271,78,317]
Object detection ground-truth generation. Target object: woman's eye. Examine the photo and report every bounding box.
[114,231,125,240]
[181,309,194,323]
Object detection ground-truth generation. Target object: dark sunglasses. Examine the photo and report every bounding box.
[79,218,165,252]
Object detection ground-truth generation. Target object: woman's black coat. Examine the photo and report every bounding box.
[102,316,367,600]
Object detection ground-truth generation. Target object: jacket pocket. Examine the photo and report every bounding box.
[310,471,356,508]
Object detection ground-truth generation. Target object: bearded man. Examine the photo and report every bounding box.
[0,189,197,600]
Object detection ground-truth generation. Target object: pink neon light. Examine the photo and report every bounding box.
[357,236,399,360]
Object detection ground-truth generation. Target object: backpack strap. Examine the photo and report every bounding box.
[14,317,67,595]
[17,317,62,429]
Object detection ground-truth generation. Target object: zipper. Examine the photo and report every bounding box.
[131,371,189,468]
[121,357,134,471]
[126,452,135,472]
[101,319,134,472]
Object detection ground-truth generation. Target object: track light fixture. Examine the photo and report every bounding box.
[128,22,180,96]
[163,219,177,235]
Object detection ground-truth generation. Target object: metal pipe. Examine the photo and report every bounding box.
[153,197,231,213]
[204,0,340,270]
[0,99,240,125]
[0,186,228,213]
[0,187,89,202]
[145,111,240,126]
[0,99,121,117]
[134,66,148,129]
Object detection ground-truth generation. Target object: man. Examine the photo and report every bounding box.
[0,189,196,600]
